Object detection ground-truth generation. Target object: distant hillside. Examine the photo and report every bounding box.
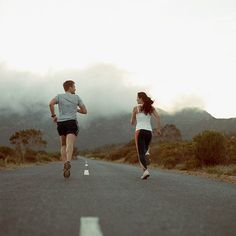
[0,106,235,151]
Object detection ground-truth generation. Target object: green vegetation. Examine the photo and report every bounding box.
[84,126,236,177]
[9,129,47,164]
[193,130,226,166]
[0,145,61,168]
[0,129,61,168]
[1,126,236,179]
[203,165,236,176]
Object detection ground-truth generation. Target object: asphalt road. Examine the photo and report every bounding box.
[0,157,236,236]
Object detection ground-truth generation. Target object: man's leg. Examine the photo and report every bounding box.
[59,135,67,162]
[66,134,76,162]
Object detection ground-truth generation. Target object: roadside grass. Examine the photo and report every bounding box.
[83,138,236,183]
[203,165,236,176]
[0,145,82,170]
[0,151,62,170]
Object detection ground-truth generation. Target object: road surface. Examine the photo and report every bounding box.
[0,157,236,236]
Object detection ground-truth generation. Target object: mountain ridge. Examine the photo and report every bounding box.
[0,106,235,151]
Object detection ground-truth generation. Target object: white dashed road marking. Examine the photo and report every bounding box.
[84,160,89,175]
[79,217,103,236]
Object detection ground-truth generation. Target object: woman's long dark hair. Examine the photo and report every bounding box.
[138,92,154,115]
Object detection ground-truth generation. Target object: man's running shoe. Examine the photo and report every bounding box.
[63,161,71,178]
[64,161,71,170]
[63,169,70,178]
[141,170,150,180]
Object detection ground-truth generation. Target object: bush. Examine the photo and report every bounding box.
[193,130,226,166]
[17,149,60,163]
[48,152,61,161]
[4,155,18,164]
[162,156,178,169]
[0,152,5,160]
[203,165,236,176]
[225,136,236,164]
[25,149,38,162]
[184,158,201,169]
[0,146,14,157]
[152,141,195,168]
[38,153,52,162]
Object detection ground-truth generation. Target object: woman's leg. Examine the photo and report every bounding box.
[144,131,152,153]
[135,130,148,170]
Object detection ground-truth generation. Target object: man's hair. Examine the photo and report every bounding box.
[63,80,75,91]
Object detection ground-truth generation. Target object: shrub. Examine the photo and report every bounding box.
[48,152,61,161]
[225,135,236,164]
[193,130,226,166]
[5,155,18,164]
[0,152,5,160]
[0,152,6,167]
[0,147,17,165]
[162,156,178,169]
[184,158,201,169]
[0,146,14,156]
[39,154,52,162]
[203,165,236,176]
[148,141,197,169]
[25,149,38,162]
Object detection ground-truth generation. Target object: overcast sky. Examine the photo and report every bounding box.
[0,0,235,118]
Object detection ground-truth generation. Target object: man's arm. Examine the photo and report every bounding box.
[77,104,87,114]
[49,98,57,122]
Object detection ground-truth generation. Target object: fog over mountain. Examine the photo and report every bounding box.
[0,63,208,121]
[0,63,144,119]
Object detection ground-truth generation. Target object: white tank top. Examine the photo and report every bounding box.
[135,106,152,131]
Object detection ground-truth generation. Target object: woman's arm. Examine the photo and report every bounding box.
[152,108,161,135]
[130,107,137,125]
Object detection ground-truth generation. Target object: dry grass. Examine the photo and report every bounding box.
[172,166,236,185]
[83,139,236,184]
[0,151,61,170]
[203,165,236,176]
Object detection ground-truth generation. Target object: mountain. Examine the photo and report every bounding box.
[0,106,235,151]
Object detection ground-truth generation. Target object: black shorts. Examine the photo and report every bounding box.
[57,120,79,136]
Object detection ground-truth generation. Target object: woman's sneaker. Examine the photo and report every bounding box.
[141,170,150,179]
[63,161,71,178]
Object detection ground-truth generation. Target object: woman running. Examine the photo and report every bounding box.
[130,92,161,179]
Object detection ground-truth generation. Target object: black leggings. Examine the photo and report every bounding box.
[135,129,152,170]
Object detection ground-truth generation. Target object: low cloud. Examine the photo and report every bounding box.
[168,94,206,114]
[0,63,142,119]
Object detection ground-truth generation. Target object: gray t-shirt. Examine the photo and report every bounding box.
[55,92,84,122]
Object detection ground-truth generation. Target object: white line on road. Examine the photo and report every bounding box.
[84,170,90,175]
[85,164,88,167]
[79,217,103,236]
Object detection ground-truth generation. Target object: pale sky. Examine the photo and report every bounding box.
[0,0,236,118]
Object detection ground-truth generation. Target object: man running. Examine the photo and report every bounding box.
[49,80,87,178]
